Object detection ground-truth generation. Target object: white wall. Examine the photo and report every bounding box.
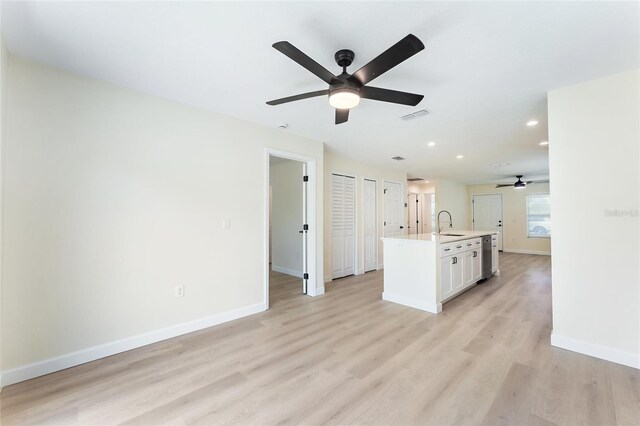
[548,69,639,368]
[270,159,303,277]
[324,149,406,281]
[1,57,324,382]
[0,21,7,390]
[467,183,551,255]
[434,179,470,231]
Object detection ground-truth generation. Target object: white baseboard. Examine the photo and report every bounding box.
[271,265,303,278]
[315,286,325,296]
[503,249,551,256]
[382,291,441,314]
[551,332,639,369]
[1,302,267,387]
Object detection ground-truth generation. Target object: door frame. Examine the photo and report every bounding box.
[362,177,378,273]
[264,148,318,310]
[471,193,504,251]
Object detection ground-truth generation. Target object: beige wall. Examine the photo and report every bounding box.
[407,181,435,194]
[270,159,303,277]
[324,149,406,281]
[1,57,324,376]
[434,179,470,231]
[467,183,551,254]
[548,69,639,367]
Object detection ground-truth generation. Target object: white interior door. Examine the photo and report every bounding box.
[473,194,503,250]
[384,181,403,237]
[363,179,377,272]
[332,174,355,279]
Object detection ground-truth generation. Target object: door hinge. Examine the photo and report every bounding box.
[303,175,309,182]
[384,221,386,226]
[303,273,309,280]
[384,189,387,194]
[303,224,309,231]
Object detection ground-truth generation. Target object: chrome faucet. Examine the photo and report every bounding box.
[437,210,453,234]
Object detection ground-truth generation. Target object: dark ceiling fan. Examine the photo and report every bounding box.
[266,34,425,124]
[495,175,550,189]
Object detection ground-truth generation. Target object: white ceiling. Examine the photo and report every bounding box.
[3,1,639,184]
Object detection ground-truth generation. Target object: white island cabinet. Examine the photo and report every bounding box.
[382,231,499,314]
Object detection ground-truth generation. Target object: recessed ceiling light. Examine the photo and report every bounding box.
[427,141,436,147]
[456,155,464,159]
[526,120,539,127]
[539,141,549,146]
[424,180,430,183]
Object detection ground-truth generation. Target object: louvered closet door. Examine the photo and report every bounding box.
[332,174,356,279]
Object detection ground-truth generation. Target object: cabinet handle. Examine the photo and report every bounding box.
[444,248,451,252]
[473,251,477,257]
[452,256,457,264]
[456,245,462,249]
[467,243,472,247]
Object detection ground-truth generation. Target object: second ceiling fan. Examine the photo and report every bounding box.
[495,175,550,189]
[266,34,425,124]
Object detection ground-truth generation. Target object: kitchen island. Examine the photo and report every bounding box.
[381,230,499,314]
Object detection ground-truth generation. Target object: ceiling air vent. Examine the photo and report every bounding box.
[400,109,429,121]
[391,156,405,161]
[407,177,423,181]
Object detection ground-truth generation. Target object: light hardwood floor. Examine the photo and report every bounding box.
[1,253,638,425]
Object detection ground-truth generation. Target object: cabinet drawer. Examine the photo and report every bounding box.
[463,238,480,250]
[441,241,465,256]
[440,243,456,256]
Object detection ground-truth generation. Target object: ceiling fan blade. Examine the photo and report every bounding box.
[273,41,337,85]
[495,184,513,188]
[266,89,328,106]
[360,86,424,106]
[349,34,425,86]
[530,179,550,184]
[335,108,349,125]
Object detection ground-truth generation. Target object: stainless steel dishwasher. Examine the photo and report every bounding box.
[481,235,492,280]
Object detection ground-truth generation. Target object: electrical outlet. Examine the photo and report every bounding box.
[175,285,185,298]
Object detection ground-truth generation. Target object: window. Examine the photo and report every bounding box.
[527,194,551,238]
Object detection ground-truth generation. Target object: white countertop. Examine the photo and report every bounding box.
[382,230,498,244]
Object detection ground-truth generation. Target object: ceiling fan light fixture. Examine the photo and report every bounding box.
[514,176,526,189]
[329,88,360,109]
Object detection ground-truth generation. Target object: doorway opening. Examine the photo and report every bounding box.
[265,150,317,310]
